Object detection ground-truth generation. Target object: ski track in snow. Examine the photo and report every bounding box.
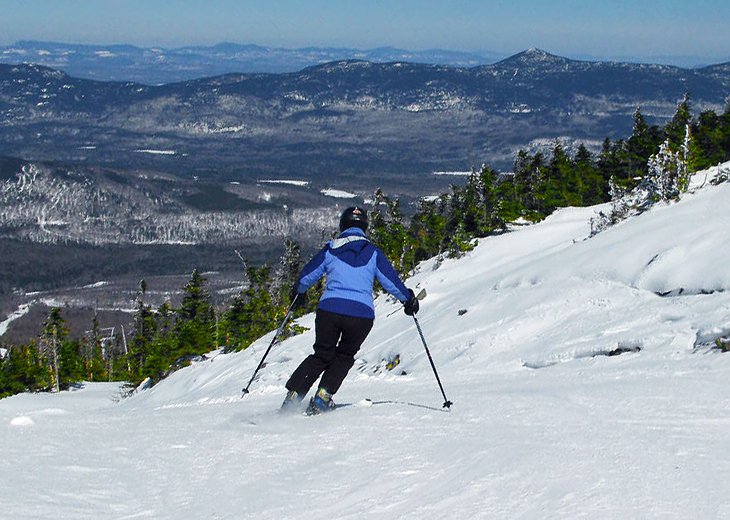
[2,164,730,519]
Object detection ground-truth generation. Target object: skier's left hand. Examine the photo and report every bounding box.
[290,286,307,309]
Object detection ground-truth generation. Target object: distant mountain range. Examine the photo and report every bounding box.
[2,41,727,85]
[1,48,728,178]
[0,40,506,84]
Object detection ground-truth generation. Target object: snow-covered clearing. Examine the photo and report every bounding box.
[2,164,730,519]
[134,149,177,155]
[258,179,310,187]
[0,302,32,337]
[321,188,357,198]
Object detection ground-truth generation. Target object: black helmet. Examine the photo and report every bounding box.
[339,206,368,232]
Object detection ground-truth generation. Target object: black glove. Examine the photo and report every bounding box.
[289,286,306,309]
[403,289,419,316]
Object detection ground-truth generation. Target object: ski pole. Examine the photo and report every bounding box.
[241,296,298,397]
[413,315,453,409]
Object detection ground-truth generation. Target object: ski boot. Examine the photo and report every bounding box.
[305,387,336,415]
[279,390,303,413]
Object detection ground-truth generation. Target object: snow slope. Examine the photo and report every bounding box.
[2,164,730,519]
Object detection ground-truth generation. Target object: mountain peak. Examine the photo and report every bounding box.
[497,48,570,67]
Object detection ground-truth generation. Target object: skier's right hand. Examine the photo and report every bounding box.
[403,289,419,316]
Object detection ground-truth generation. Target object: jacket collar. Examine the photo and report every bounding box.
[339,227,366,238]
[330,227,369,249]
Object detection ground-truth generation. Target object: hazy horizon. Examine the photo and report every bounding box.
[1,39,727,69]
[1,0,728,66]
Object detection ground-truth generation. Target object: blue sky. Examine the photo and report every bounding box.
[1,0,728,60]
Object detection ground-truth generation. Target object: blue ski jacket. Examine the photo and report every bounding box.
[296,227,411,319]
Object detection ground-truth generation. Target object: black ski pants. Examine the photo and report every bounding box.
[286,309,373,396]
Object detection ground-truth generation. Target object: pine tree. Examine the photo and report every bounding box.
[127,279,157,382]
[407,197,447,263]
[271,239,303,307]
[143,302,177,383]
[40,307,69,392]
[174,269,215,358]
[597,138,625,186]
[221,265,279,352]
[493,174,523,224]
[665,93,692,149]
[58,338,85,386]
[689,110,727,171]
[476,166,505,233]
[535,142,573,212]
[645,138,687,202]
[369,189,412,274]
[82,313,107,381]
[626,107,663,179]
[0,343,46,397]
[574,144,605,205]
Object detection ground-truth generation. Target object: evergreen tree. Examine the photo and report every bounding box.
[644,138,689,202]
[143,302,177,383]
[476,166,505,233]
[58,338,85,386]
[574,144,605,205]
[626,107,663,179]
[689,110,728,171]
[0,343,46,397]
[442,184,476,257]
[271,238,303,307]
[82,313,107,381]
[597,138,625,186]
[174,269,215,358]
[407,197,448,263]
[511,150,541,218]
[528,151,547,214]
[127,279,157,382]
[221,265,279,352]
[535,142,574,212]
[664,93,692,149]
[369,189,412,274]
[40,307,69,392]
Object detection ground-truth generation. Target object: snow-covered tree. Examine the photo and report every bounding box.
[644,127,690,203]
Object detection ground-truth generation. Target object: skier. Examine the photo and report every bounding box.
[282,206,420,414]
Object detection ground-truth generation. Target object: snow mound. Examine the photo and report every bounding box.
[10,416,34,427]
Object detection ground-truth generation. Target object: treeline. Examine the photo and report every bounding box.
[2,96,729,398]
[0,245,318,397]
[370,96,730,272]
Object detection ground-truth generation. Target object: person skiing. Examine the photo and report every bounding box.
[282,206,420,415]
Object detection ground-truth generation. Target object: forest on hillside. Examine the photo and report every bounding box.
[2,95,729,398]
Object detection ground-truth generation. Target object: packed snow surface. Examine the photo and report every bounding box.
[2,164,730,519]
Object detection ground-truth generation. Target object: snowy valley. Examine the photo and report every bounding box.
[1,163,729,518]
